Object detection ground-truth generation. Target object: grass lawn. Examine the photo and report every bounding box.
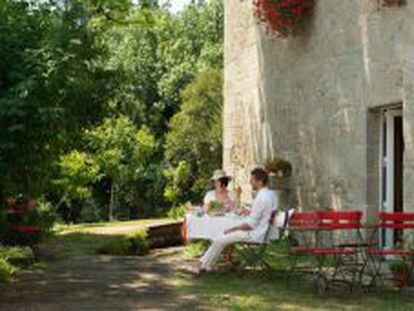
[36,221,414,310]
[179,242,414,310]
[44,218,172,258]
[56,218,172,235]
[179,271,413,311]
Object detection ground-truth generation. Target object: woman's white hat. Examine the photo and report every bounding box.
[211,169,232,181]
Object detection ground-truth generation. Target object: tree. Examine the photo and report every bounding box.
[0,0,116,199]
[85,116,156,220]
[164,67,223,205]
[54,151,100,222]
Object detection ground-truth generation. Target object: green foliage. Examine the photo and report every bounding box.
[184,240,209,260]
[94,229,149,255]
[0,246,35,281]
[0,0,116,197]
[0,246,35,268]
[94,237,129,255]
[127,229,150,255]
[0,258,17,281]
[0,0,224,222]
[56,151,100,201]
[85,116,157,220]
[85,116,156,180]
[167,204,188,220]
[163,161,192,204]
[31,199,58,235]
[164,68,223,205]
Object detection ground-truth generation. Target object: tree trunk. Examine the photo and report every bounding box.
[109,181,115,221]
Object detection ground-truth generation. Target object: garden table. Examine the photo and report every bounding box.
[185,211,290,242]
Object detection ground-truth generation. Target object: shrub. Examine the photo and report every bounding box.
[127,230,149,256]
[0,246,35,267]
[0,246,36,281]
[0,258,17,281]
[31,198,58,235]
[94,230,149,256]
[167,204,187,220]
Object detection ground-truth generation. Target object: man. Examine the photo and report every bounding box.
[197,167,278,273]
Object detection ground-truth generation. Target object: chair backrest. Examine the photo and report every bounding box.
[317,210,362,229]
[263,210,277,243]
[289,212,320,229]
[379,212,414,229]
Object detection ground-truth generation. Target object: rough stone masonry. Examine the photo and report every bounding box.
[223,0,414,215]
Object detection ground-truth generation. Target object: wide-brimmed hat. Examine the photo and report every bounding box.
[211,169,232,181]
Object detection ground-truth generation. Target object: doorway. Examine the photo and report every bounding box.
[379,107,404,247]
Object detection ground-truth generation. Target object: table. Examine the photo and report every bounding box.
[185,211,291,242]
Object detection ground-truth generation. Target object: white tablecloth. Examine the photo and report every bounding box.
[185,210,293,242]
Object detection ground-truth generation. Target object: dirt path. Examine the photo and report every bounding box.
[0,247,211,311]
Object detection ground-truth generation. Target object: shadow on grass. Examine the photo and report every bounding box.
[179,269,414,311]
[0,230,207,310]
[0,252,206,310]
[179,241,414,311]
[43,232,131,260]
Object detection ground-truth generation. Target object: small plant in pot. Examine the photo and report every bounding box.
[265,157,292,179]
[264,157,293,200]
[389,260,411,287]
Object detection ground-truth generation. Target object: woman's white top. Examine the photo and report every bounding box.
[203,190,237,205]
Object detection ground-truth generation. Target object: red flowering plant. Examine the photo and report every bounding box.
[379,0,405,7]
[253,0,314,38]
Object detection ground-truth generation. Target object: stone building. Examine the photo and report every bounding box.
[223,0,414,235]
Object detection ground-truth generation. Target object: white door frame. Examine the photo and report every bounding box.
[379,108,402,248]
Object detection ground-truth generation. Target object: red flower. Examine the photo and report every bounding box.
[253,0,314,38]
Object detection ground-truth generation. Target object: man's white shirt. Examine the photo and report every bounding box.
[246,187,278,242]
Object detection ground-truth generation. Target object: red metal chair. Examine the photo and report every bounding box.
[365,212,414,290]
[287,212,321,278]
[289,210,364,293]
[312,211,364,293]
[289,211,320,254]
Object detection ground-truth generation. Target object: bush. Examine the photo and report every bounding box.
[167,204,187,220]
[31,198,58,235]
[94,230,149,256]
[0,246,35,267]
[0,246,36,281]
[127,230,149,256]
[0,258,17,281]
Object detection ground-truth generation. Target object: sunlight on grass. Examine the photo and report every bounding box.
[179,271,412,311]
[55,218,172,235]
[180,239,414,310]
[46,218,169,259]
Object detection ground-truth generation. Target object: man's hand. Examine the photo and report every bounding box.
[238,208,251,216]
[224,223,253,235]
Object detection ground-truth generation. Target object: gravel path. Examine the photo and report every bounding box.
[0,247,210,311]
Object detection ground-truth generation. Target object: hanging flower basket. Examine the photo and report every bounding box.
[253,0,314,38]
[379,0,405,7]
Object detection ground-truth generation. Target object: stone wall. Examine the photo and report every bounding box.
[224,0,414,213]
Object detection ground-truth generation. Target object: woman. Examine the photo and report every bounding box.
[203,169,239,213]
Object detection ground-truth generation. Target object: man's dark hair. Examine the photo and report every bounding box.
[251,167,268,185]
